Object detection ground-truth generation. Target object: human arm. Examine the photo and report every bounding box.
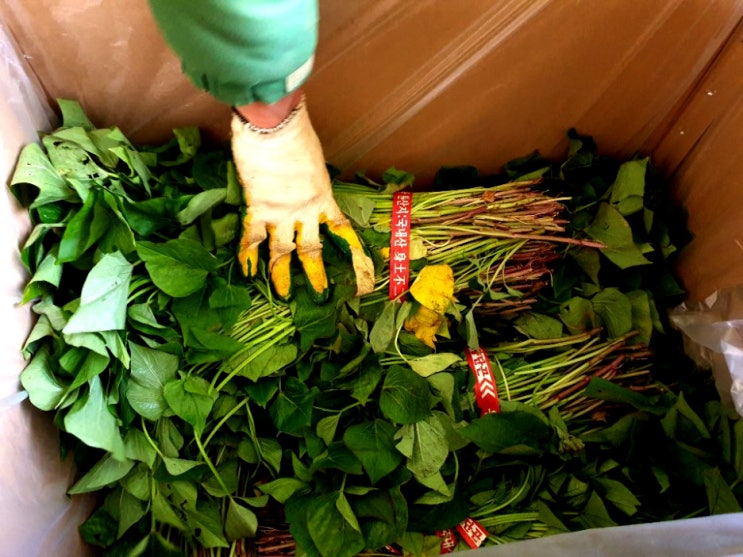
[148,0,374,300]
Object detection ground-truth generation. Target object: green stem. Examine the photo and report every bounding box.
[212,324,295,391]
[194,432,231,497]
[203,398,250,449]
[140,416,166,460]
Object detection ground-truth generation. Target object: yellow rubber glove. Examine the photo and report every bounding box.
[231,97,375,302]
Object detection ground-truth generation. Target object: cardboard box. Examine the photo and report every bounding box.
[1,1,741,555]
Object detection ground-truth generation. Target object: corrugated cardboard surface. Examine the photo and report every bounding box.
[0,2,741,555]
[2,0,741,300]
[0,23,95,557]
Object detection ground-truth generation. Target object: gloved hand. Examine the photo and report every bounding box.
[231,96,375,302]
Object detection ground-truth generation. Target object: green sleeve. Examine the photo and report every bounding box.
[149,0,318,106]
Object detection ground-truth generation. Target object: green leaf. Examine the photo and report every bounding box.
[63,347,110,391]
[284,496,321,557]
[64,375,125,459]
[661,392,711,441]
[591,287,633,338]
[514,312,564,339]
[109,145,152,192]
[704,467,742,514]
[173,127,202,163]
[259,477,309,504]
[211,213,239,247]
[292,282,355,351]
[311,442,363,475]
[224,160,242,204]
[63,252,132,334]
[535,500,569,533]
[269,377,319,434]
[120,462,154,501]
[584,378,666,414]
[369,301,397,353]
[127,303,166,332]
[228,343,297,381]
[171,288,221,344]
[317,414,341,445]
[581,413,639,446]
[627,289,654,345]
[460,410,551,455]
[162,456,202,476]
[32,296,68,331]
[414,472,452,503]
[63,331,108,362]
[427,373,456,419]
[186,328,244,364]
[22,247,63,303]
[79,507,118,548]
[57,190,111,261]
[559,296,596,334]
[569,247,601,285]
[307,493,366,557]
[258,438,283,475]
[137,239,219,297]
[343,420,403,484]
[354,487,408,549]
[68,454,135,494]
[578,491,617,529]
[609,158,647,216]
[380,365,433,424]
[585,203,652,269]
[595,478,641,516]
[58,99,95,129]
[335,192,376,227]
[152,490,187,530]
[176,189,227,225]
[208,280,251,329]
[118,489,148,538]
[20,345,67,411]
[394,415,449,479]
[186,505,229,549]
[163,376,216,434]
[399,531,442,557]
[350,356,383,404]
[463,308,479,350]
[225,499,258,541]
[10,143,77,207]
[127,343,179,420]
[408,353,462,377]
[336,492,362,532]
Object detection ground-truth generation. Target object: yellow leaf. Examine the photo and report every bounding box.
[404,306,441,349]
[404,264,454,349]
[409,264,454,314]
[409,234,428,259]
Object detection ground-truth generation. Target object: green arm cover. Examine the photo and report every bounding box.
[149,0,318,106]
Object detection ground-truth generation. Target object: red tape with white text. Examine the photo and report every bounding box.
[465,347,501,415]
[456,517,489,549]
[388,190,413,300]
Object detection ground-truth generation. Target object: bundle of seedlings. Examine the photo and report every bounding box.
[11,101,596,557]
[11,102,740,557]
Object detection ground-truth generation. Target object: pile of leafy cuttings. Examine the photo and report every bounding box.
[11,101,743,557]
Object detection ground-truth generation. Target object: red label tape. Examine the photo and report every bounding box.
[456,517,489,549]
[436,529,458,553]
[389,191,413,301]
[465,347,501,415]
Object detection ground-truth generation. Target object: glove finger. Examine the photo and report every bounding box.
[321,206,376,297]
[238,212,267,277]
[267,221,297,301]
[296,220,329,302]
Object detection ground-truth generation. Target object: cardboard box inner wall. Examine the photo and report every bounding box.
[0,1,742,555]
[3,0,741,301]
